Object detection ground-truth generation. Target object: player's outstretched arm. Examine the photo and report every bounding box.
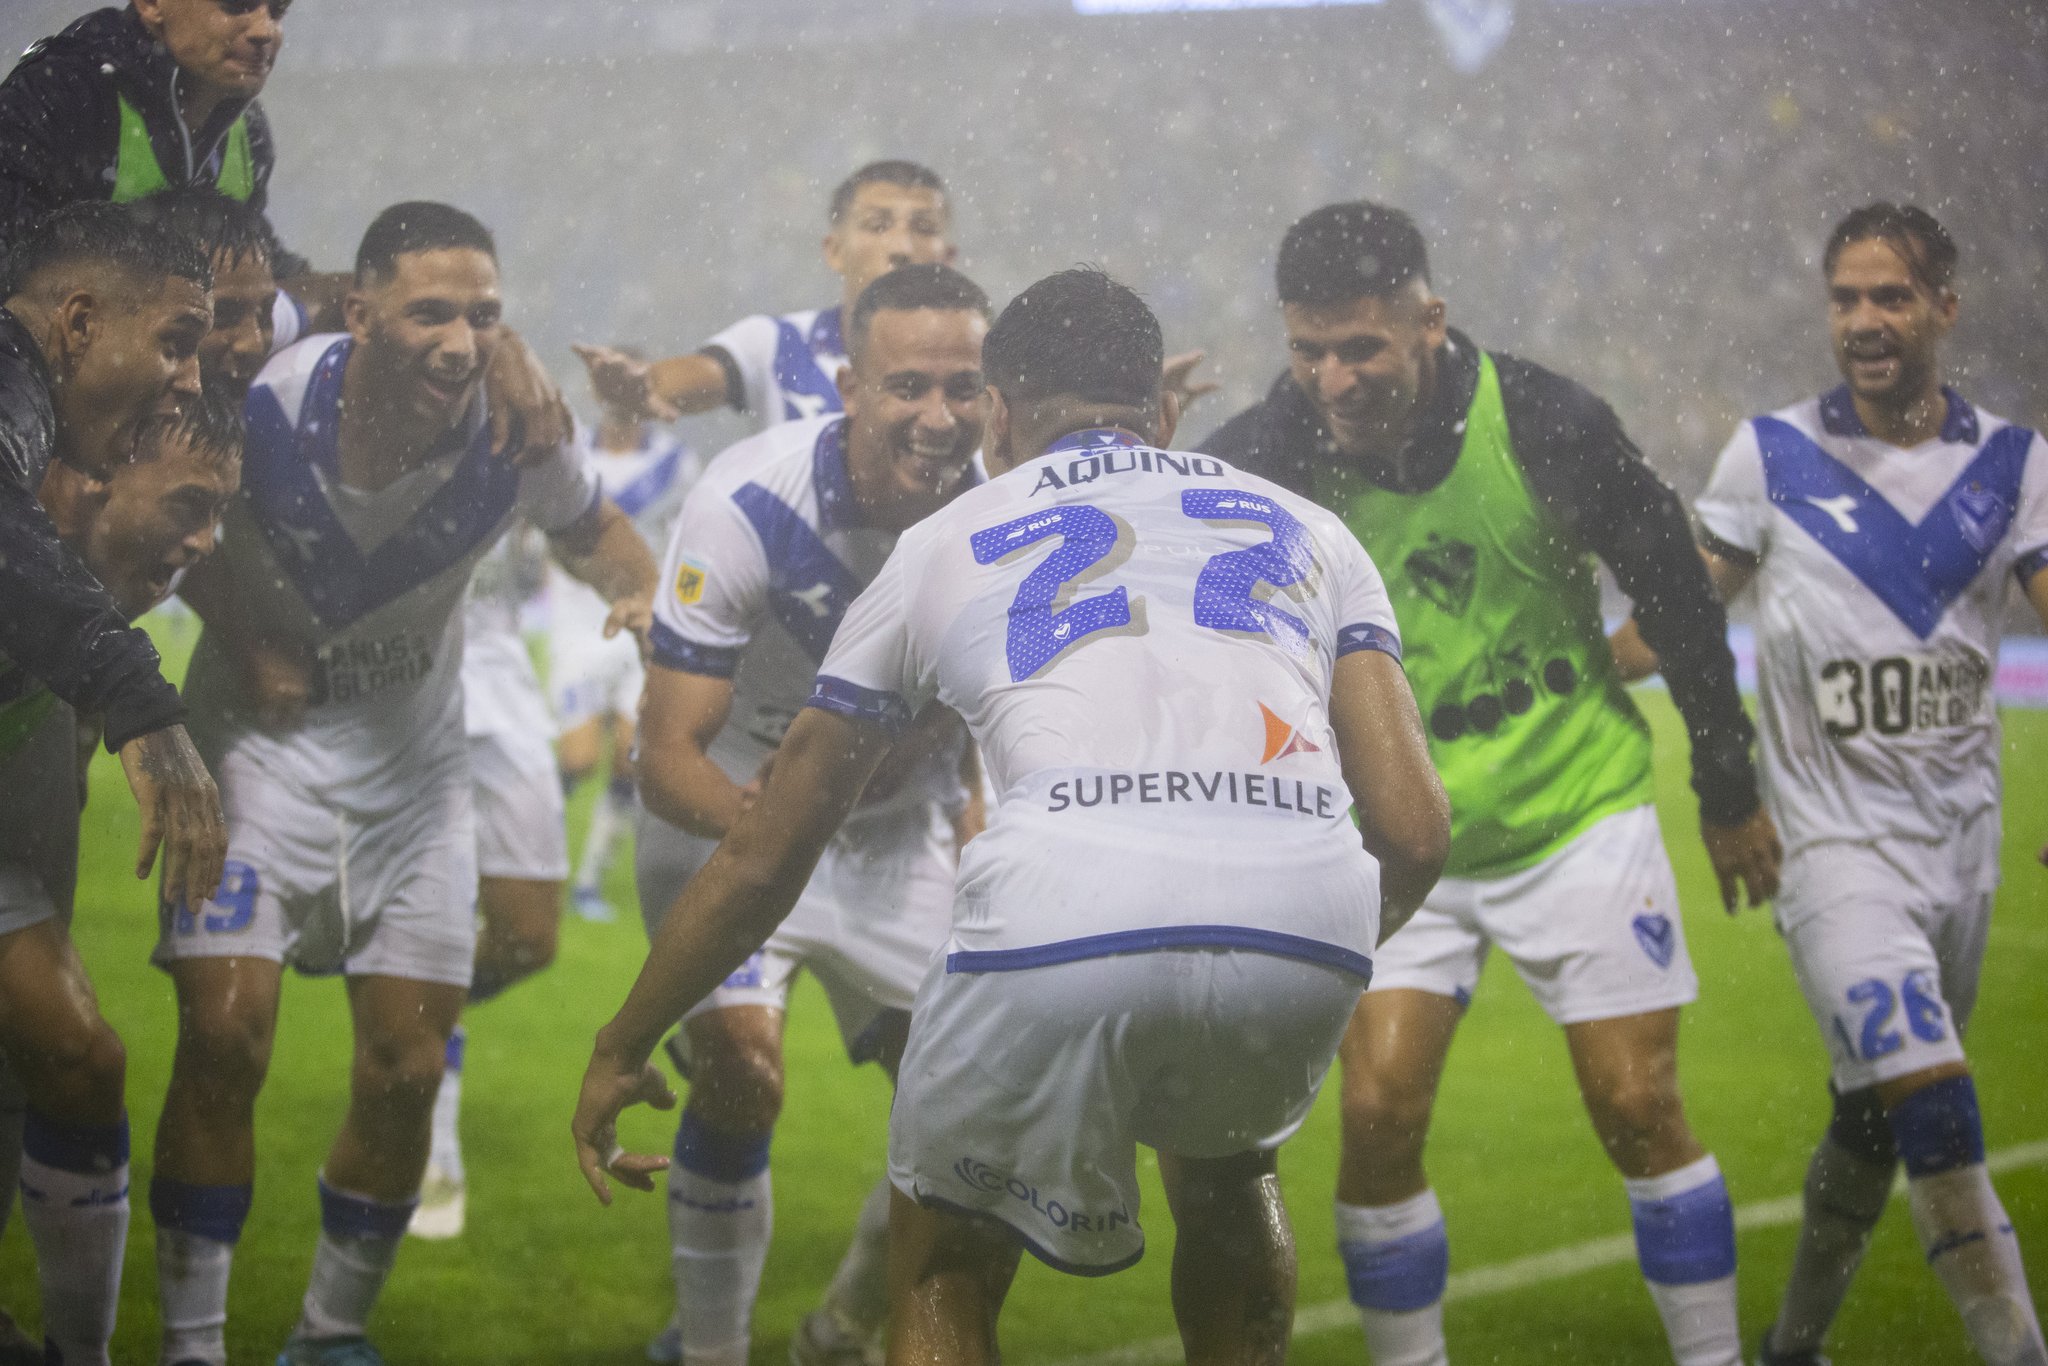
[636,666,753,838]
[571,344,732,424]
[485,329,574,465]
[547,495,659,652]
[1328,649,1451,942]
[574,707,893,1204]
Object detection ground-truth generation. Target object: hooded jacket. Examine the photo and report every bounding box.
[0,306,184,753]
[0,6,277,241]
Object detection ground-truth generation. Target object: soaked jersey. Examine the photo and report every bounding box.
[551,423,701,646]
[649,413,965,826]
[702,305,847,431]
[1696,386,2048,878]
[813,429,1403,971]
[185,334,597,797]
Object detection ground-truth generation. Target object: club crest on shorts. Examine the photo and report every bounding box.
[1632,913,1676,969]
[1259,702,1321,763]
[672,555,709,606]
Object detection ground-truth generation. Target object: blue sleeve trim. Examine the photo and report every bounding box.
[946,925,1373,982]
[2017,545,2048,587]
[1337,622,1402,662]
[650,621,739,678]
[805,674,912,735]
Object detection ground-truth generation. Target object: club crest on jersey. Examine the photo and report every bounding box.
[673,556,708,606]
[1259,702,1321,763]
[1405,535,1477,617]
[1950,481,2012,555]
[1632,913,1676,969]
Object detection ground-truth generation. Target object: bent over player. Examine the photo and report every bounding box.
[628,263,988,1366]
[151,202,655,1366]
[1678,204,2046,1366]
[1204,202,1775,1366]
[576,267,1450,1366]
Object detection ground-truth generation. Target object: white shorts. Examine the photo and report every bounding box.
[889,947,1365,1274]
[464,633,570,882]
[1776,826,1990,1093]
[1370,804,1698,1025]
[636,800,954,1063]
[551,627,644,732]
[0,701,79,940]
[153,740,478,987]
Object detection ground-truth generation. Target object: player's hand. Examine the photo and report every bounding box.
[573,343,681,424]
[1701,806,1782,914]
[573,1039,677,1206]
[1163,349,1220,415]
[486,329,573,466]
[242,639,313,730]
[118,723,227,913]
[603,592,655,658]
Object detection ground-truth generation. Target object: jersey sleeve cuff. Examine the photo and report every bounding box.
[1695,522,1761,570]
[649,621,740,678]
[100,686,187,754]
[806,675,912,736]
[1336,622,1403,662]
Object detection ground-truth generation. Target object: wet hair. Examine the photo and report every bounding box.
[981,267,1162,408]
[1,200,212,298]
[846,264,991,359]
[1823,202,1958,294]
[1276,201,1431,308]
[129,186,276,273]
[141,389,244,475]
[828,160,947,225]
[354,201,496,285]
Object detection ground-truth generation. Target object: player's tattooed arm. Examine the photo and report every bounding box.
[576,707,892,1204]
[118,722,227,915]
[1328,649,1450,941]
[637,667,747,838]
[570,345,732,423]
[485,329,574,466]
[547,496,658,654]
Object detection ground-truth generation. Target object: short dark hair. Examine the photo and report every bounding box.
[982,267,1162,408]
[828,160,947,225]
[1,200,213,298]
[1823,202,1958,293]
[1276,201,1431,308]
[142,389,244,475]
[129,187,276,273]
[354,201,496,285]
[847,264,991,358]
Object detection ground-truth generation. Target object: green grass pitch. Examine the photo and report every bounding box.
[2,624,2042,1363]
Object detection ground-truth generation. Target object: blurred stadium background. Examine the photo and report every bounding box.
[2,0,2044,1361]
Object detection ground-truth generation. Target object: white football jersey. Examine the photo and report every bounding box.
[701,305,847,431]
[185,335,598,799]
[814,429,1403,971]
[649,413,965,825]
[551,422,702,646]
[1697,386,2048,874]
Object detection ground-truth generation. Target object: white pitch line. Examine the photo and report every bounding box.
[1042,1138,2048,1366]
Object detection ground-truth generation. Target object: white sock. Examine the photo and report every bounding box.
[1335,1190,1449,1366]
[429,1027,466,1182]
[18,1112,130,1366]
[1768,1136,1895,1355]
[151,1178,252,1366]
[1909,1164,2048,1366]
[1624,1154,1740,1366]
[295,1177,414,1341]
[819,1176,894,1339]
[574,779,632,893]
[669,1113,773,1366]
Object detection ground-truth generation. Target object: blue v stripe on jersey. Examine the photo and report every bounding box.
[241,339,521,629]
[609,440,687,519]
[771,308,844,423]
[1755,415,2031,639]
[729,484,864,663]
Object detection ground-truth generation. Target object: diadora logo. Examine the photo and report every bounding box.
[790,581,836,618]
[1259,702,1321,763]
[1801,493,1861,534]
[951,1156,1132,1236]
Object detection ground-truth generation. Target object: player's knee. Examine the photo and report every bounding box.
[1339,1067,1433,1157]
[352,1026,451,1113]
[175,1001,275,1102]
[1587,1071,1687,1152]
[1828,1085,1898,1166]
[686,1036,784,1135]
[23,1015,125,1118]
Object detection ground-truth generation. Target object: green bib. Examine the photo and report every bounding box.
[112,93,255,203]
[1320,353,1653,877]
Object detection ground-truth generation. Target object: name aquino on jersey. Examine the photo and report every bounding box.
[1028,446,1230,497]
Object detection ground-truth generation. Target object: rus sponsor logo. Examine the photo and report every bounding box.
[951,1157,1131,1235]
